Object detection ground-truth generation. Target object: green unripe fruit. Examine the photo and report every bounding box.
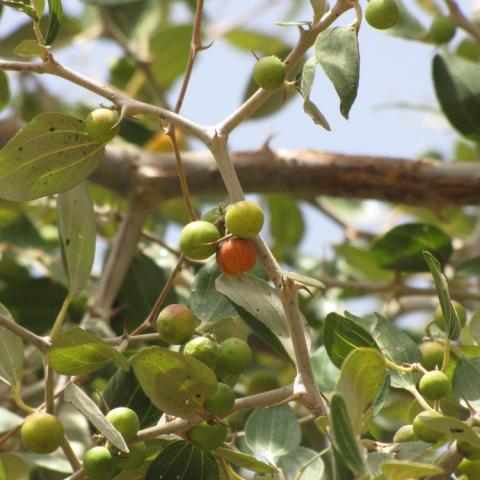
[252,56,286,91]
[202,207,226,235]
[216,338,252,375]
[245,370,281,395]
[85,108,120,143]
[225,201,264,239]
[117,441,147,470]
[412,410,445,443]
[179,221,220,260]
[430,16,456,44]
[203,383,236,416]
[21,413,64,454]
[105,407,139,441]
[418,370,450,400]
[184,336,220,369]
[188,422,229,451]
[365,0,399,30]
[393,424,417,443]
[434,301,466,331]
[83,446,116,480]
[419,341,444,371]
[156,304,198,345]
[456,458,480,478]
[458,440,480,461]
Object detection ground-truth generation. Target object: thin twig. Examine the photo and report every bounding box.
[0,313,50,353]
[61,437,82,471]
[443,0,480,41]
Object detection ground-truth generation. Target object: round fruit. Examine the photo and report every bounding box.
[85,108,120,143]
[430,16,456,44]
[418,370,450,400]
[456,458,480,478]
[216,338,252,375]
[184,336,220,369]
[202,207,226,235]
[419,341,444,371]
[412,410,445,443]
[365,0,399,30]
[216,238,257,276]
[83,446,116,480]
[188,421,228,451]
[245,370,281,395]
[21,413,64,454]
[156,304,198,345]
[203,383,236,416]
[225,201,264,239]
[393,424,417,443]
[252,56,286,91]
[179,221,220,260]
[117,441,147,470]
[434,301,466,331]
[106,407,139,441]
[458,440,480,461]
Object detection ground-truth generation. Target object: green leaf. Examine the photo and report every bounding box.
[453,358,480,400]
[352,312,422,388]
[0,70,9,112]
[45,0,62,45]
[1,1,39,20]
[336,348,386,435]
[64,383,129,453]
[282,271,325,290]
[57,182,96,298]
[372,223,452,272]
[102,365,162,428]
[216,274,302,362]
[81,0,141,5]
[314,26,359,119]
[323,312,379,368]
[226,30,288,56]
[0,113,104,202]
[146,440,218,480]
[0,407,23,433]
[329,392,368,475]
[277,446,325,480]
[423,251,461,340]
[332,446,355,480]
[14,39,48,58]
[387,0,428,40]
[310,345,340,392]
[132,346,218,420]
[22,452,72,474]
[244,405,301,460]
[0,454,28,480]
[433,52,480,142]
[309,0,328,22]
[303,97,331,130]
[470,308,480,344]
[216,448,277,474]
[0,304,23,387]
[380,461,442,480]
[189,259,236,323]
[48,326,128,375]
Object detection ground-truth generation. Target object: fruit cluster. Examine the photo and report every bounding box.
[179,200,264,277]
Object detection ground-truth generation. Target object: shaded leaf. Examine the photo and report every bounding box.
[0,70,9,112]
[0,304,23,387]
[380,461,442,480]
[14,40,48,58]
[216,448,276,474]
[45,0,62,45]
[0,454,28,480]
[453,358,480,400]
[387,0,428,40]
[278,446,324,480]
[226,30,288,56]
[311,345,340,392]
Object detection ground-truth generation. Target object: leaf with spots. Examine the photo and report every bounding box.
[132,346,218,420]
[57,182,96,298]
[0,113,105,201]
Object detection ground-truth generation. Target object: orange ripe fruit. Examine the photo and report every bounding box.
[216,238,256,276]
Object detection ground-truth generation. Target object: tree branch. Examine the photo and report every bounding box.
[0,314,50,353]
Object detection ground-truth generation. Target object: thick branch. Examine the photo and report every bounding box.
[91,146,480,206]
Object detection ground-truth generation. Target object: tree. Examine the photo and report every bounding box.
[0,0,480,479]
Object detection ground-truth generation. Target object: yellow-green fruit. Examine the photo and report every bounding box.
[105,407,139,441]
[412,410,445,443]
[117,441,147,470]
[365,0,399,30]
[216,338,252,375]
[393,424,417,443]
[179,221,220,260]
[245,370,281,395]
[203,383,236,416]
[184,336,220,369]
[21,413,64,454]
[252,56,286,91]
[430,16,456,44]
[456,458,480,478]
[83,446,116,480]
[458,440,480,461]
[156,304,198,345]
[418,370,450,400]
[225,201,264,239]
[85,108,120,143]
[188,422,228,451]
[434,301,466,331]
[419,341,444,371]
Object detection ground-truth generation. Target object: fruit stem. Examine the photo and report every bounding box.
[384,359,415,373]
[441,338,450,372]
[11,382,35,414]
[405,385,435,412]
